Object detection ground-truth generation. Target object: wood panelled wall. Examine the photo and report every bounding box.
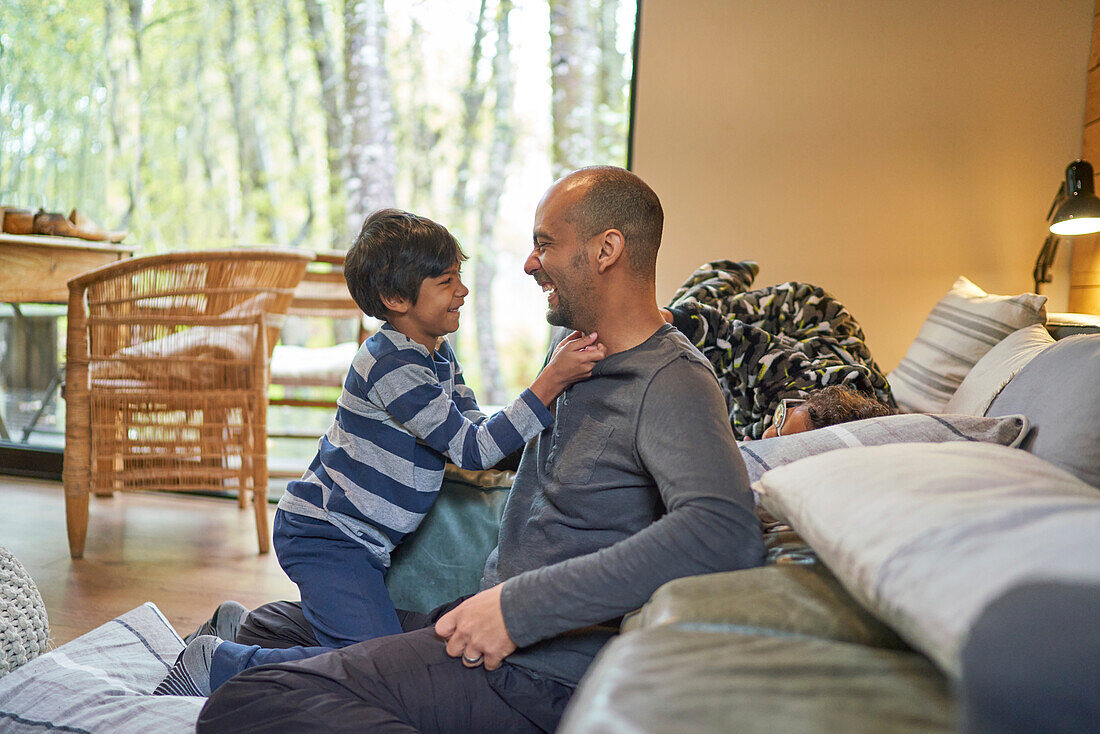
[1076,0,1100,312]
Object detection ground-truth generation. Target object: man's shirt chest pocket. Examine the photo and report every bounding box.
[549,414,614,485]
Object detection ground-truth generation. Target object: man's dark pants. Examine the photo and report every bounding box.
[197,598,574,734]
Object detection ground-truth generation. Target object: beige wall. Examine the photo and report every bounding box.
[632,0,1094,369]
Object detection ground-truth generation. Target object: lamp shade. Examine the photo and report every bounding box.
[1049,160,1100,235]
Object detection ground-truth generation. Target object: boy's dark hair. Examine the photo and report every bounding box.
[805,384,894,429]
[345,209,467,319]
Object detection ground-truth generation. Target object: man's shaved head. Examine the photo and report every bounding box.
[561,166,664,277]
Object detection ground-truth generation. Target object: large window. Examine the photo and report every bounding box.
[0,0,638,455]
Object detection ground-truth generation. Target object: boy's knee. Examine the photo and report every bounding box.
[236,600,317,648]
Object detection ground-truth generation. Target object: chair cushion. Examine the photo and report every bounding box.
[0,602,201,733]
[756,442,1100,678]
[738,412,1028,483]
[270,342,358,387]
[943,323,1054,416]
[985,334,1100,487]
[559,628,953,734]
[887,277,1046,413]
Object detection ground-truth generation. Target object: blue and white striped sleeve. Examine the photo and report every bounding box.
[445,346,487,424]
[452,373,489,425]
[368,355,552,470]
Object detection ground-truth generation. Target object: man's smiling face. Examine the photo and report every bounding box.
[525,180,598,332]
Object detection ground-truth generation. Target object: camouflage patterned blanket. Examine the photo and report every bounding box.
[669,260,894,440]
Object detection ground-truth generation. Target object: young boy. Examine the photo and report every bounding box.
[156,209,604,696]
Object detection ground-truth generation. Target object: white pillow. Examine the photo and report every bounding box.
[755,442,1100,678]
[943,323,1055,416]
[887,277,1046,413]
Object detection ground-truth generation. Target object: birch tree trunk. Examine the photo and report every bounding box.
[399,20,441,213]
[452,0,489,221]
[221,0,286,244]
[548,0,598,178]
[123,0,145,230]
[193,4,217,188]
[303,0,346,241]
[282,0,314,246]
[222,0,255,241]
[247,0,288,244]
[473,0,517,405]
[344,0,397,239]
[597,0,625,158]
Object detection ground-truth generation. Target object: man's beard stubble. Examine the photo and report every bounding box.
[544,248,596,332]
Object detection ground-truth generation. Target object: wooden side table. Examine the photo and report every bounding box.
[0,234,136,304]
[0,234,135,446]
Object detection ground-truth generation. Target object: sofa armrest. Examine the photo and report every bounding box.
[623,564,907,649]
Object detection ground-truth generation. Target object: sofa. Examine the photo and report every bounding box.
[1,278,1098,733]
[557,283,1100,734]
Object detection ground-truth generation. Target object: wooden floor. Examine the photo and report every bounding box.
[1,475,298,646]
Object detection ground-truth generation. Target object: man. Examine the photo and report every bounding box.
[197,166,764,733]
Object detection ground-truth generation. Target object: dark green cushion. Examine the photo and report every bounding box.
[386,468,512,612]
[624,564,907,650]
[560,628,953,734]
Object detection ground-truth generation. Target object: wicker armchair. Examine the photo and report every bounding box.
[62,250,313,558]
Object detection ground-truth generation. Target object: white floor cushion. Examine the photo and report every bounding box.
[0,603,202,733]
[756,442,1100,678]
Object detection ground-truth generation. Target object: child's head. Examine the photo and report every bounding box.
[762,384,894,438]
[804,384,894,428]
[345,209,467,320]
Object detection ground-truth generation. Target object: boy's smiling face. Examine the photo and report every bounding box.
[386,262,468,351]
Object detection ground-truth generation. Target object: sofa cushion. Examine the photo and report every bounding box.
[0,602,201,733]
[738,412,1028,483]
[624,565,907,650]
[887,277,1046,413]
[386,466,513,612]
[756,442,1100,678]
[944,323,1054,416]
[985,334,1100,487]
[558,628,953,734]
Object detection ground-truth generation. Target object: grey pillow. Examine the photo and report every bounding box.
[985,334,1100,488]
[739,413,1029,483]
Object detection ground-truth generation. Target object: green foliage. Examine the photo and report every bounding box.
[0,0,636,400]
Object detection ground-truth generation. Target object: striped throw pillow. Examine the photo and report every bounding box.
[888,277,1046,413]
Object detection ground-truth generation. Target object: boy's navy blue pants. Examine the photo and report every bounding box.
[210,510,403,689]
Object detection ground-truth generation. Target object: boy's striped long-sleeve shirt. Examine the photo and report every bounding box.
[277,324,553,567]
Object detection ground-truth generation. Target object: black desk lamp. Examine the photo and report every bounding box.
[1034,159,1100,292]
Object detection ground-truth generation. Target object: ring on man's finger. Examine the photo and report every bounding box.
[462,653,483,665]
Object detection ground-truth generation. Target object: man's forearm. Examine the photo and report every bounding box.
[499,495,762,647]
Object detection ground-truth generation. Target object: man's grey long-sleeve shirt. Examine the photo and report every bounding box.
[481,324,765,685]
